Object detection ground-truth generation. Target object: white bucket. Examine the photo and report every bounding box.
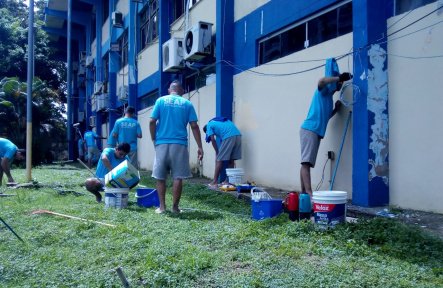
[312,191,347,229]
[104,188,129,209]
[225,168,244,185]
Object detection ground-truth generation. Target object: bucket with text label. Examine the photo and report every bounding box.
[313,191,347,229]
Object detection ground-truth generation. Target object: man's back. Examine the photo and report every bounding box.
[0,138,16,159]
[151,95,198,146]
[84,131,98,147]
[114,117,141,150]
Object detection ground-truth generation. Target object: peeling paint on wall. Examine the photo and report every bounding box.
[367,44,389,185]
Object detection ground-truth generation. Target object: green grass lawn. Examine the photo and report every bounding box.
[1,164,442,287]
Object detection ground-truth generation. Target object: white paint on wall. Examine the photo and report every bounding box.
[102,17,110,47]
[235,0,270,21]
[388,3,443,213]
[137,43,159,81]
[116,0,129,16]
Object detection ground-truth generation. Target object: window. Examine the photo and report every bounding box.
[139,90,159,110]
[189,0,201,9]
[395,0,437,15]
[119,30,128,67]
[140,0,159,50]
[258,1,353,65]
[103,55,109,83]
[103,0,109,24]
[173,0,184,22]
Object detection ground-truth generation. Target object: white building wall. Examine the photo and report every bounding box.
[116,0,129,16]
[91,39,96,59]
[137,43,159,81]
[388,3,443,213]
[234,0,270,21]
[117,64,129,100]
[233,34,354,195]
[102,18,110,47]
[137,83,216,172]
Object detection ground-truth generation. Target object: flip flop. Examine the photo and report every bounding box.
[207,184,219,191]
[155,208,165,214]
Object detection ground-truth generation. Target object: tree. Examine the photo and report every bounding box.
[0,0,68,165]
[0,77,66,164]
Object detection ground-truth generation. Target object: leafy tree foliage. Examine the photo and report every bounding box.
[0,0,67,164]
[0,77,66,164]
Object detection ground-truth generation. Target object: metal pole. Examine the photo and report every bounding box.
[67,0,73,160]
[26,0,34,182]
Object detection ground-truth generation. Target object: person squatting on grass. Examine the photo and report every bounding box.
[108,106,142,168]
[203,117,242,189]
[84,126,106,168]
[149,80,204,214]
[0,137,25,186]
[85,143,130,202]
[299,58,352,199]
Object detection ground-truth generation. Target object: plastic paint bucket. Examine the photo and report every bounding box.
[104,188,129,209]
[313,191,347,229]
[135,188,159,208]
[225,168,244,185]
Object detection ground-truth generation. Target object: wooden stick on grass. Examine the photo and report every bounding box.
[31,210,116,227]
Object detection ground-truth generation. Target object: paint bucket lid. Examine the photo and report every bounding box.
[313,191,347,204]
[104,187,129,194]
[226,168,244,175]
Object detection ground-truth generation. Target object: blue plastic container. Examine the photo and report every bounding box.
[251,199,283,220]
[135,188,159,208]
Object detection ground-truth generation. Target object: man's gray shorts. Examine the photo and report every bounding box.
[300,128,321,168]
[152,144,191,180]
[217,135,242,161]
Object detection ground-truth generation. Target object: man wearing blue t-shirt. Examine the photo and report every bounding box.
[108,106,142,168]
[0,137,25,186]
[203,118,242,188]
[84,126,106,168]
[84,143,130,202]
[300,58,352,198]
[149,80,204,214]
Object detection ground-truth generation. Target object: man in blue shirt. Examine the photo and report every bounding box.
[84,126,106,168]
[300,58,352,198]
[85,143,130,202]
[0,137,25,186]
[108,106,142,168]
[149,80,204,214]
[203,118,242,188]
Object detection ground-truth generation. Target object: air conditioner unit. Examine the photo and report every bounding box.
[85,56,94,67]
[96,93,109,111]
[118,85,128,101]
[162,37,184,72]
[112,11,123,28]
[89,115,96,127]
[94,81,103,94]
[184,22,213,61]
[78,65,86,76]
[79,51,87,64]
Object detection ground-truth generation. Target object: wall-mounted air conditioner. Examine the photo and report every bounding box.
[78,65,86,76]
[89,115,96,127]
[184,22,213,61]
[96,93,109,111]
[118,85,128,101]
[85,56,94,67]
[112,11,123,28]
[94,81,103,95]
[162,37,184,72]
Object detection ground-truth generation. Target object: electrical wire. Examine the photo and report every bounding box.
[315,157,329,191]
